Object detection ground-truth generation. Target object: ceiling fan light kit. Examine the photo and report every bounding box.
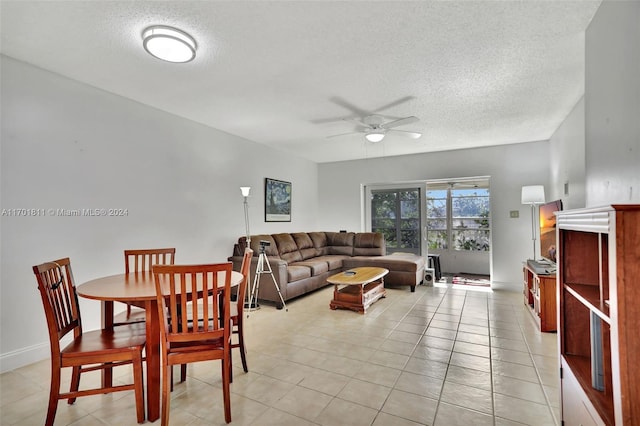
[142,25,197,63]
[326,112,421,143]
[365,131,386,143]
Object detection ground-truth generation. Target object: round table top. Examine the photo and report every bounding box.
[327,267,389,286]
[78,271,243,302]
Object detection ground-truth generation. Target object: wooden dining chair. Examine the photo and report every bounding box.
[230,248,253,376]
[152,262,233,425]
[114,248,176,326]
[177,249,253,385]
[32,257,146,426]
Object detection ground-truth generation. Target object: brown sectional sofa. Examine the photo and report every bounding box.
[229,231,425,308]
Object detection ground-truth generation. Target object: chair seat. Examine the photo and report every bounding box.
[61,326,146,360]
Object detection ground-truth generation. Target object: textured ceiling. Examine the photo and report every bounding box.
[0,1,602,163]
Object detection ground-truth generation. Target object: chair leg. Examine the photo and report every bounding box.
[161,362,171,426]
[238,327,248,373]
[222,355,231,423]
[180,364,186,382]
[46,364,61,426]
[68,365,81,404]
[132,351,145,423]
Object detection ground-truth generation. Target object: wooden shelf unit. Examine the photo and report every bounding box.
[557,205,640,425]
[523,264,557,332]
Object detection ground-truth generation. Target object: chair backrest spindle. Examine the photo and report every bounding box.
[125,248,175,274]
[32,258,82,354]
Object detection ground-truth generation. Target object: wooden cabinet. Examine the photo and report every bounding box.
[557,205,640,425]
[523,264,556,332]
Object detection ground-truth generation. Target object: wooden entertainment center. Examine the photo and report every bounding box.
[523,264,556,332]
[557,205,640,425]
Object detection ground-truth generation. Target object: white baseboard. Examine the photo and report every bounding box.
[0,342,50,373]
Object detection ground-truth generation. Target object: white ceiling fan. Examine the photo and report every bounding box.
[327,114,422,143]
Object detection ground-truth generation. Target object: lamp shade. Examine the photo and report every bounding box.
[240,187,251,197]
[365,132,385,143]
[521,185,545,205]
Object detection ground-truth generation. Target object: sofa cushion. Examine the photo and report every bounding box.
[249,235,279,257]
[287,265,311,282]
[353,232,386,256]
[325,232,355,256]
[313,255,350,271]
[291,260,329,276]
[309,232,329,256]
[273,233,302,263]
[343,253,425,272]
[292,232,318,260]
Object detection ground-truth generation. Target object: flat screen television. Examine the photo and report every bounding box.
[539,199,563,263]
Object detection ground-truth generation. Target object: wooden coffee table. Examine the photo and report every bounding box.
[328,267,388,314]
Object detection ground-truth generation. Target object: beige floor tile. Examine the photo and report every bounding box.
[417,335,455,351]
[445,364,492,391]
[378,339,416,356]
[403,357,448,379]
[492,359,540,383]
[387,329,422,345]
[453,340,491,358]
[319,353,365,377]
[491,347,534,366]
[353,363,402,388]
[372,411,423,426]
[494,393,556,425]
[245,407,316,426]
[449,351,492,372]
[440,380,493,414]
[454,331,491,346]
[394,371,443,399]
[457,323,490,335]
[273,385,333,421]
[381,389,438,425]
[434,401,494,426]
[425,326,458,340]
[368,349,410,370]
[263,359,318,384]
[298,369,350,396]
[493,374,547,404]
[337,378,392,410]
[429,319,460,330]
[491,336,530,352]
[315,397,378,426]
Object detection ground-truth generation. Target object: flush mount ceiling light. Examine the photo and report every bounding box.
[365,131,386,143]
[142,25,196,63]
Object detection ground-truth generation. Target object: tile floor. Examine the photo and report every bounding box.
[0,283,560,425]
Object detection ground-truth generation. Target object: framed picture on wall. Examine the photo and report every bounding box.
[265,178,291,222]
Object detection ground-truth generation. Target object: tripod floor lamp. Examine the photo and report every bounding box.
[521,185,545,260]
[240,186,253,309]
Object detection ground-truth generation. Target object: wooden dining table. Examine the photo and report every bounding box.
[77,269,243,422]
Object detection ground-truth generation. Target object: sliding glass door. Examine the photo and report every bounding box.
[366,185,426,255]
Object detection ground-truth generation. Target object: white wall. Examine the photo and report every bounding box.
[549,97,587,209]
[317,141,551,290]
[584,0,640,206]
[0,56,318,372]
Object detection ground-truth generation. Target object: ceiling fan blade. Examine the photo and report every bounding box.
[383,116,420,129]
[343,117,370,128]
[373,96,416,113]
[329,96,371,116]
[388,129,422,139]
[325,132,360,139]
